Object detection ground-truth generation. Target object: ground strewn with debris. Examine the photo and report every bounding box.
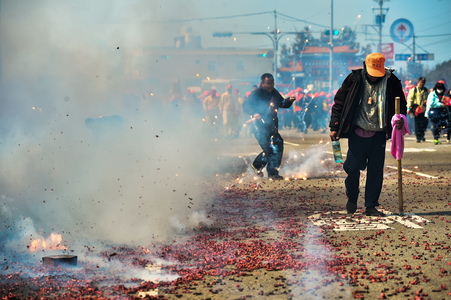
[2,156,451,300]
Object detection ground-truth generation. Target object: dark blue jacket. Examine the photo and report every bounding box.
[243,87,293,133]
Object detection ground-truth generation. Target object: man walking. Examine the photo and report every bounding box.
[329,53,406,216]
[243,73,295,180]
[407,77,429,143]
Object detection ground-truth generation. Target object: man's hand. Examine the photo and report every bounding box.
[395,118,404,130]
[254,113,261,120]
[330,131,339,141]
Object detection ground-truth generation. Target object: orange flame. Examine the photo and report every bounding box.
[29,233,66,252]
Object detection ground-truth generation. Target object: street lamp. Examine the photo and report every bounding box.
[250,32,277,81]
[213,31,295,85]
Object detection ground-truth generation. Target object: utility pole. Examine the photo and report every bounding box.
[0,0,2,83]
[375,0,389,52]
[273,10,278,84]
[363,0,389,52]
[329,0,333,92]
[377,0,382,52]
[292,47,296,91]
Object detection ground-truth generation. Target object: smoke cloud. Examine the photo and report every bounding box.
[0,0,217,256]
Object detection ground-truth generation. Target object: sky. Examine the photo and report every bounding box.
[165,0,450,71]
[1,0,450,79]
[203,0,449,68]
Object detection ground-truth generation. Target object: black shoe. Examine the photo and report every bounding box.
[346,200,357,214]
[251,163,264,177]
[365,207,385,217]
[416,139,421,143]
[269,174,284,180]
[422,137,426,141]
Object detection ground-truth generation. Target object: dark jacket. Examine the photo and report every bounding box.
[329,68,407,139]
[243,87,293,133]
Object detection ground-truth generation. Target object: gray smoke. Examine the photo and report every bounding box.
[0,0,216,255]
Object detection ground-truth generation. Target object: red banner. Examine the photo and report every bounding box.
[380,43,394,59]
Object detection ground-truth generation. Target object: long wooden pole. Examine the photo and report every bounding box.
[395,97,404,215]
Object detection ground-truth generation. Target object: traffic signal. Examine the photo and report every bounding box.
[257,51,273,58]
[212,32,233,38]
[323,29,340,36]
[375,14,386,24]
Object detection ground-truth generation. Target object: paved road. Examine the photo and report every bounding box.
[186,128,451,299]
[2,128,451,299]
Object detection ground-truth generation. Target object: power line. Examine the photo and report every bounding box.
[414,11,450,25]
[163,11,273,23]
[415,33,451,38]
[276,12,328,28]
[416,20,451,33]
[422,40,451,48]
[354,31,451,38]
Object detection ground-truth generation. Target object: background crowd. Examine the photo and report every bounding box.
[91,78,451,143]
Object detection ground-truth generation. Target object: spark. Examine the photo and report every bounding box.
[30,233,65,252]
[355,15,361,24]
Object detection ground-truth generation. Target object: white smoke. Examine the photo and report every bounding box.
[0,0,220,254]
[280,144,331,179]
